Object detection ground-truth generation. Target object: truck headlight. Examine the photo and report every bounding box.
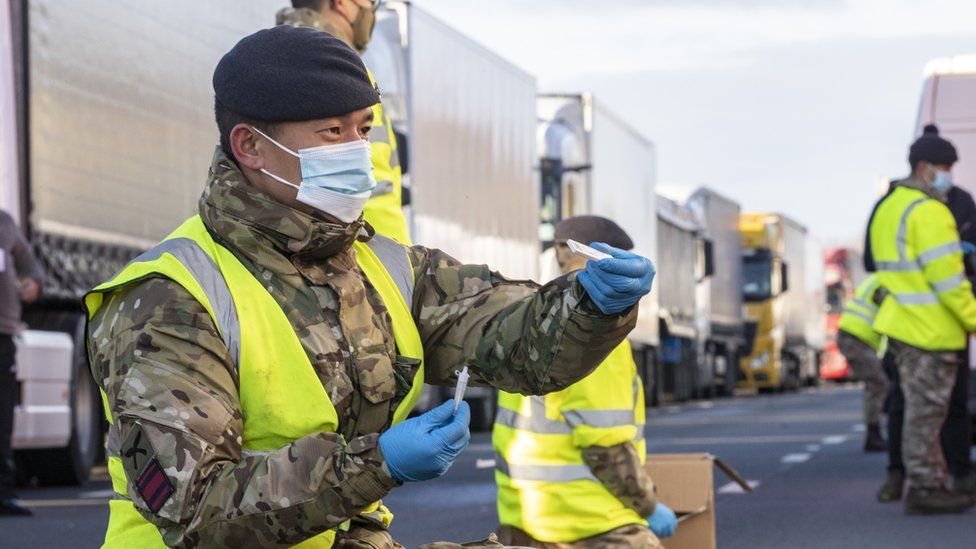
[750,351,770,370]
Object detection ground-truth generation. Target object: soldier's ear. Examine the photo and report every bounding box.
[230,124,264,171]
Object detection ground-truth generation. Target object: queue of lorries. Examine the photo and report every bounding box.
[1,0,970,486]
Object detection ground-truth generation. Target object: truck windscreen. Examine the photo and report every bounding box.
[743,255,773,302]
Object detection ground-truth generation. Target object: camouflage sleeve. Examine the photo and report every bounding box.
[408,247,637,395]
[582,442,657,518]
[89,278,398,548]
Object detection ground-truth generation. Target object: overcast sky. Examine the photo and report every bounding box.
[411,0,976,245]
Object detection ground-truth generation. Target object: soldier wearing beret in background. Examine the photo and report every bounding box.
[85,26,655,547]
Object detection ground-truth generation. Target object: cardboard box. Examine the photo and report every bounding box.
[645,453,751,549]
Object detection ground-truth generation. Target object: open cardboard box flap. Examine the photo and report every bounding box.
[645,453,752,512]
[645,453,751,549]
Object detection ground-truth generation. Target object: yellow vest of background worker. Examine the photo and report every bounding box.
[870,185,976,350]
[838,275,884,350]
[364,69,411,245]
[84,216,424,548]
[494,340,647,542]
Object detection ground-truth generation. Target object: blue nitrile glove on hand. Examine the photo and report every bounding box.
[962,241,976,255]
[647,502,678,538]
[576,242,655,315]
[378,400,471,483]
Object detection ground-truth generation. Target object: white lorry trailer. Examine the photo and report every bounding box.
[659,186,743,396]
[536,93,660,400]
[1,0,290,484]
[655,194,712,402]
[362,1,539,429]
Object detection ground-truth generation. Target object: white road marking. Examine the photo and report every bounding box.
[781,453,812,464]
[475,458,497,469]
[80,489,116,499]
[822,435,848,445]
[718,480,760,494]
[851,424,866,432]
[806,444,821,452]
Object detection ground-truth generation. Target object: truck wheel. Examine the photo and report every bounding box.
[21,313,101,486]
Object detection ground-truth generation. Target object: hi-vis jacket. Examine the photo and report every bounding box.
[493,340,653,543]
[277,7,412,245]
[838,275,884,350]
[870,185,976,350]
[84,149,636,547]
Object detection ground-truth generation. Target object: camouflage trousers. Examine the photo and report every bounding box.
[836,332,888,425]
[496,524,664,549]
[335,525,509,549]
[890,340,960,489]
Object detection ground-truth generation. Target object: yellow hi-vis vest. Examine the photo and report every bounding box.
[84,215,424,548]
[364,69,411,246]
[493,340,647,543]
[870,185,976,350]
[838,275,884,350]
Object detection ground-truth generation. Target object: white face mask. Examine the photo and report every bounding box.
[252,127,377,223]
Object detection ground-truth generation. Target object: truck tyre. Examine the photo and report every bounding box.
[18,312,101,486]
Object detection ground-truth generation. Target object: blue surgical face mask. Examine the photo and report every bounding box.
[252,127,377,222]
[932,169,953,194]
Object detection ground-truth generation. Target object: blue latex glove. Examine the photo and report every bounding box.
[647,502,678,538]
[962,241,976,255]
[576,242,655,315]
[378,400,471,483]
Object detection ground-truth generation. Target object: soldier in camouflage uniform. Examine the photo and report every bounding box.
[277,0,412,246]
[87,27,652,548]
[495,217,672,549]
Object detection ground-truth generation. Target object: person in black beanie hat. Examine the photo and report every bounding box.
[88,23,655,549]
[862,123,976,514]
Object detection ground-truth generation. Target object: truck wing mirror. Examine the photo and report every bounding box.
[393,128,409,176]
[780,262,789,293]
[703,239,715,278]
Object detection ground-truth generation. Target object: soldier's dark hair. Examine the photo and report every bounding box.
[214,99,280,163]
[291,0,328,10]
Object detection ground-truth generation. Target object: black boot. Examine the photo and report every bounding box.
[877,470,905,503]
[953,471,976,498]
[864,423,886,452]
[904,486,975,515]
[0,498,32,517]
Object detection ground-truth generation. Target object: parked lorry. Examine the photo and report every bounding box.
[915,54,976,428]
[660,186,744,396]
[0,0,292,484]
[739,213,824,391]
[536,93,660,400]
[820,247,866,381]
[363,1,539,429]
[0,0,538,477]
[655,194,712,401]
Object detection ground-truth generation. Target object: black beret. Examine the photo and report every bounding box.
[213,26,379,122]
[554,215,634,251]
[909,124,958,167]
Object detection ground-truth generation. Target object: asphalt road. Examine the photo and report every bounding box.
[3,385,976,548]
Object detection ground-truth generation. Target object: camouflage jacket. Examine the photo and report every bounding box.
[87,150,636,547]
[583,443,657,518]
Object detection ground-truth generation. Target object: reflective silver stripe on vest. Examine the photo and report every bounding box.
[495,397,572,435]
[853,298,878,313]
[495,453,598,483]
[123,238,242,365]
[931,273,966,294]
[918,241,963,267]
[844,308,875,326]
[877,197,930,273]
[893,292,940,305]
[896,198,928,259]
[874,260,920,272]
[106,424,121,458]
[365,235,415,307]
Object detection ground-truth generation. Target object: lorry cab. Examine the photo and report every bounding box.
[738,213,823,391]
